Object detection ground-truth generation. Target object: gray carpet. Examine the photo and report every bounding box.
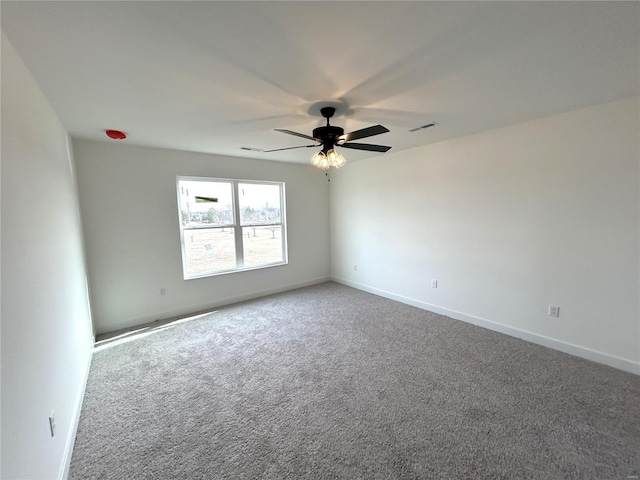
[69,282,640,479]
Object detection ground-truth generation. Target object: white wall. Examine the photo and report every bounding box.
[1,33,94,479]
[330,96,640,374]
[72,139,330,334]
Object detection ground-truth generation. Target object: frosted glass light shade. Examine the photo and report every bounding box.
[310,151,330,170]
[311,149,346,170]
[327,148,347,168]
[326,149,346,169]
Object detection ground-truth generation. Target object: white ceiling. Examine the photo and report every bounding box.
[2,1,639,165]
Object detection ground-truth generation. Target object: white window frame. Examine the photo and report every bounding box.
[176,176,288,279]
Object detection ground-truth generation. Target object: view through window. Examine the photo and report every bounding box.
[177,177,287,278]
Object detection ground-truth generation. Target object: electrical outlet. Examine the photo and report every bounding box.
[548,305,560,318]
[49,411,55,437]
[160,287,166,296]
[431,279,438,288]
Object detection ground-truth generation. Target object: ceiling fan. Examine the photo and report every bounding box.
[261,107,391,170]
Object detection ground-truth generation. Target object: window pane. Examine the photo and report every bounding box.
[177,177,287,279]
[238,183,281,225]
[243,226,283,267]
[178,180,233,227]
[183,228,236,276]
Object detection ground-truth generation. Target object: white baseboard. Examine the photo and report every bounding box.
[59,340,94,480]
[97,276,331,335]
[333,277,640,376]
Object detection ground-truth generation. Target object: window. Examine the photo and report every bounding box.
[176,177,287,279]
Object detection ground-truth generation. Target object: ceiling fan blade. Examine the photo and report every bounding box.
[274,129,320,142]
[338,124,389,143]
[340,143,392,153]
[263,144,319,153]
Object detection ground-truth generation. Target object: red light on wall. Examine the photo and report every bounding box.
[105,129,126,140]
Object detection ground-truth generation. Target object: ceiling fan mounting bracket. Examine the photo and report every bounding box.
[320,106,336,120]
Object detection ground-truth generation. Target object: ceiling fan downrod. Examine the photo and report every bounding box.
[320,106,336,126]
[314,107,344,153]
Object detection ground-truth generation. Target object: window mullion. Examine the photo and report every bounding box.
[232,181,244,267]
[280,184,287,263]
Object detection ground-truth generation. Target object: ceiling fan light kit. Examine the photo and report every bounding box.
[266,105,391,171]
[310,149,346,170]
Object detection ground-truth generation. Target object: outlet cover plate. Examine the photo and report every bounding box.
[548,305,560,318]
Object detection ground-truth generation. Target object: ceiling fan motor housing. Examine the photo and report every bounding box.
[313,125,344,152]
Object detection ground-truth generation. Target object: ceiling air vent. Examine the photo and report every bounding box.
[409,122,438,132]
